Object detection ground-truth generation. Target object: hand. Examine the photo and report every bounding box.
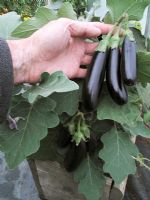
[7,18,112,83]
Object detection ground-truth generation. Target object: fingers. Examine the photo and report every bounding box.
[76,68,87,78]
[69,21,101,38]
[94,22,113,35]
[69,20,112,38]
[81,55,92,65]
[84,42,98,54]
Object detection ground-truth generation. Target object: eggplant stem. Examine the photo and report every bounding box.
[107,13,128,39]
[97,13,128,52]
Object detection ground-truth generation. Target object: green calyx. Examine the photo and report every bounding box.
[110,33,121,49]
[97,13,128,52]
[68,112,90,145]
[126,29,135,41]
[97,37,110,52]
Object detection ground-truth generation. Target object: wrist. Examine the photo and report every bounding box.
[7,37,33,84]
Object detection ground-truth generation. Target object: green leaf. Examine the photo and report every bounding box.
[23,72,79,104]
[0,97,59,169]
[0,12,21,39]
[144,112,150,122]
[11,7,58,38]
[51,90,79,116]
[97,95,141,127]
[106,0,150,23]
[74,156,105,200]
[91,119,113,134]
[136,83,150,107]
[131,28,146,52]
[137,51,150,83]
[123,122,150,138]
[58,2,77,19]
[29,128,64,163]
[13,84,23,95]
[99,128,139,184]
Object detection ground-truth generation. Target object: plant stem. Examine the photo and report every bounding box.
[97,13,128,51]
[132,155,150,171]
[106,13,128,39]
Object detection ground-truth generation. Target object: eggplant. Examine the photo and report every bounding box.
[106,48,128,105]
[57,127,71,148]
[64,141,87,172]
[122,36,137,86]
[83,51,107,110]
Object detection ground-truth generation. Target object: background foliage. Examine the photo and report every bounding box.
[0,0,45,16]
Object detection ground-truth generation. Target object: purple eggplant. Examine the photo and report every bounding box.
[83,51,107,110]
[122,36,137,86]
[106,48,128,105]
[64,141,86,172]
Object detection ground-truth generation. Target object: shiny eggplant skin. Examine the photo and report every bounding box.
[64,141,87,172]
[122,36,137,86]
[83,51,107,110]
[106,48,128,105]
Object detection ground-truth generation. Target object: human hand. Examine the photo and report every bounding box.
[7,18,112,83]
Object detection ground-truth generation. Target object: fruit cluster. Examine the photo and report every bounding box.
[57,22,137,173]
[57,125,99,172]
[84,29,137,110]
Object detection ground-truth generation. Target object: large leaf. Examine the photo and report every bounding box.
[106,0,150,23]
[74,157,105,200]
[123,122,150,138]
[29,128,64,163]
[57,2,77,19]
[137,51,150,83]
[0,12,21,39]
[0,97,59,169]
[91,119,114,134]
[23,72,79,104]
[99,128,139,184]
[11,7,58,38]
[51,90,79,116]
[97,94,141,127]
[136,83,150,107]
[11,2,77,39]
[131,28,146,52]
